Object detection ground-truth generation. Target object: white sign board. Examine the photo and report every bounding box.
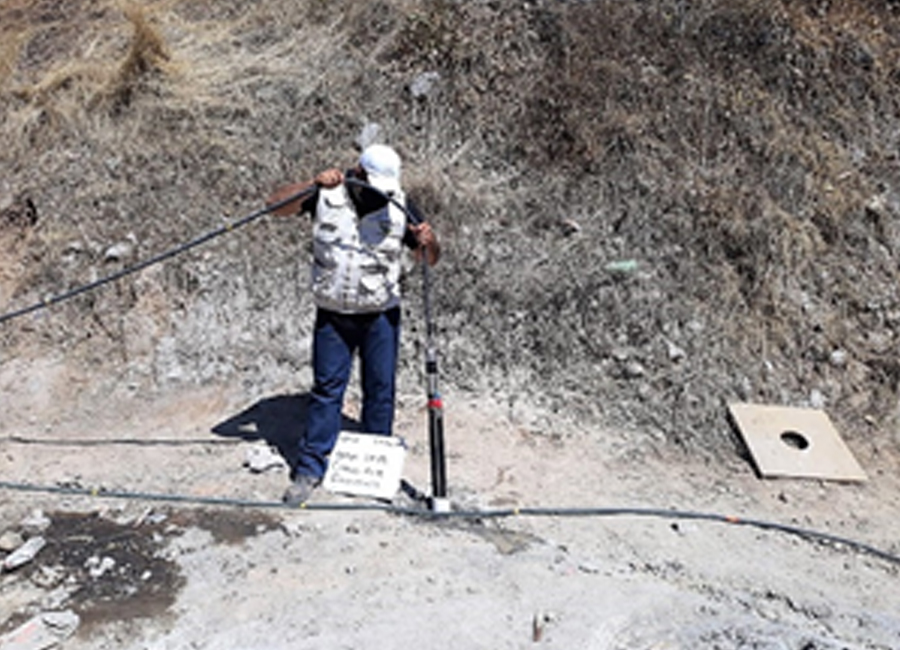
[322,431,406,500]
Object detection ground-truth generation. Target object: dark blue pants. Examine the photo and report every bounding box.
[294,306,401,479]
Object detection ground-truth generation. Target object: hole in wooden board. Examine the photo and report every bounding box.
[780,430,810,450]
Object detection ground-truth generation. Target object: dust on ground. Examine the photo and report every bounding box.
[1,382,899,650]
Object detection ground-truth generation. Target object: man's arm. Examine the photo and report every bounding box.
[266,180,315,216]
[265,169,344,216]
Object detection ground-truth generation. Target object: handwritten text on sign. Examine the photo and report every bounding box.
[322,431,406,500]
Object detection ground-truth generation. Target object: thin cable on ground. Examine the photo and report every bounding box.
[0,187,315,326]
[0,480,897,568]
[1,435,243,447]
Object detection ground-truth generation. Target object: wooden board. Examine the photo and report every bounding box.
[727,403,867,482]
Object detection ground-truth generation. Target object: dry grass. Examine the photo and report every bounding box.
[96,3,172,110]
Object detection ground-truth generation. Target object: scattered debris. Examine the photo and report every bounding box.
[604,259,639,275]
[85,555,117,579]
[532,611,557,642]
[0,610,79,650]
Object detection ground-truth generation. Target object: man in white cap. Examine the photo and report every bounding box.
[267,145,440,505]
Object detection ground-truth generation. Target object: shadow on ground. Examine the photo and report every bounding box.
[210,393,359,467]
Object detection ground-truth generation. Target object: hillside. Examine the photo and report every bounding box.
[2,2,900,649]
[4,0,900,453]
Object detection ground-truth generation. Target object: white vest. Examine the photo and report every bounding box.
[311,185,407,313]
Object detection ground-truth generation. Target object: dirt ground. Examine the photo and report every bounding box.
[1,375,899,650]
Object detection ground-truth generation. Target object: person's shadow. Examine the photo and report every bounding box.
[210,392,359,469]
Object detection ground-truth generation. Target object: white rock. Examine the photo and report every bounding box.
[409,71,441,99]
[2,537,46,571]
[666,340,686,362]
[829,349,847,367]
[244,443,288,473]
[0,610,80,650]
[0,530,24,552]
[21,510,51,532]
[809,389,826,409]
[103,233,137,262]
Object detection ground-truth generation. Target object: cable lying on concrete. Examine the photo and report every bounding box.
[1,479,897,568]
[0,187,316,326]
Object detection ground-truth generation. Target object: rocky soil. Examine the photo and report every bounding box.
[2,383,900,649]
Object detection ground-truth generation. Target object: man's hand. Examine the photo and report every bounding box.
[410,222,441,266]
[410,222,435,248]
[314,168,344,188]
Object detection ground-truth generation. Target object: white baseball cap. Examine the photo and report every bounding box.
[359,144,401,195]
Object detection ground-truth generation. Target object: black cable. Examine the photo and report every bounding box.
[2,435,241,447]
[0,479,897,567]
[0,187,316,326]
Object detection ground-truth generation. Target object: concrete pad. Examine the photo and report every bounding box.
[727,403,867,482]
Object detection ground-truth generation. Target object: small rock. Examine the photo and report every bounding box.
[103,233,137,262]
[409,71,441,99]
[666,340,686,362]
[0,610,80,650]
[2,536,46,572]
[809,389,825,409]
[104,242,132,262]
[623,361,646,379]
[21,510,51,532]
[85,555,116,579]
[40,586,76,611]
[31,565,66,589]
[558,218,581,236]
[829,349,847,367]
[0,530,25,552]
[244,443,287,473]
[611,347,630,363]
